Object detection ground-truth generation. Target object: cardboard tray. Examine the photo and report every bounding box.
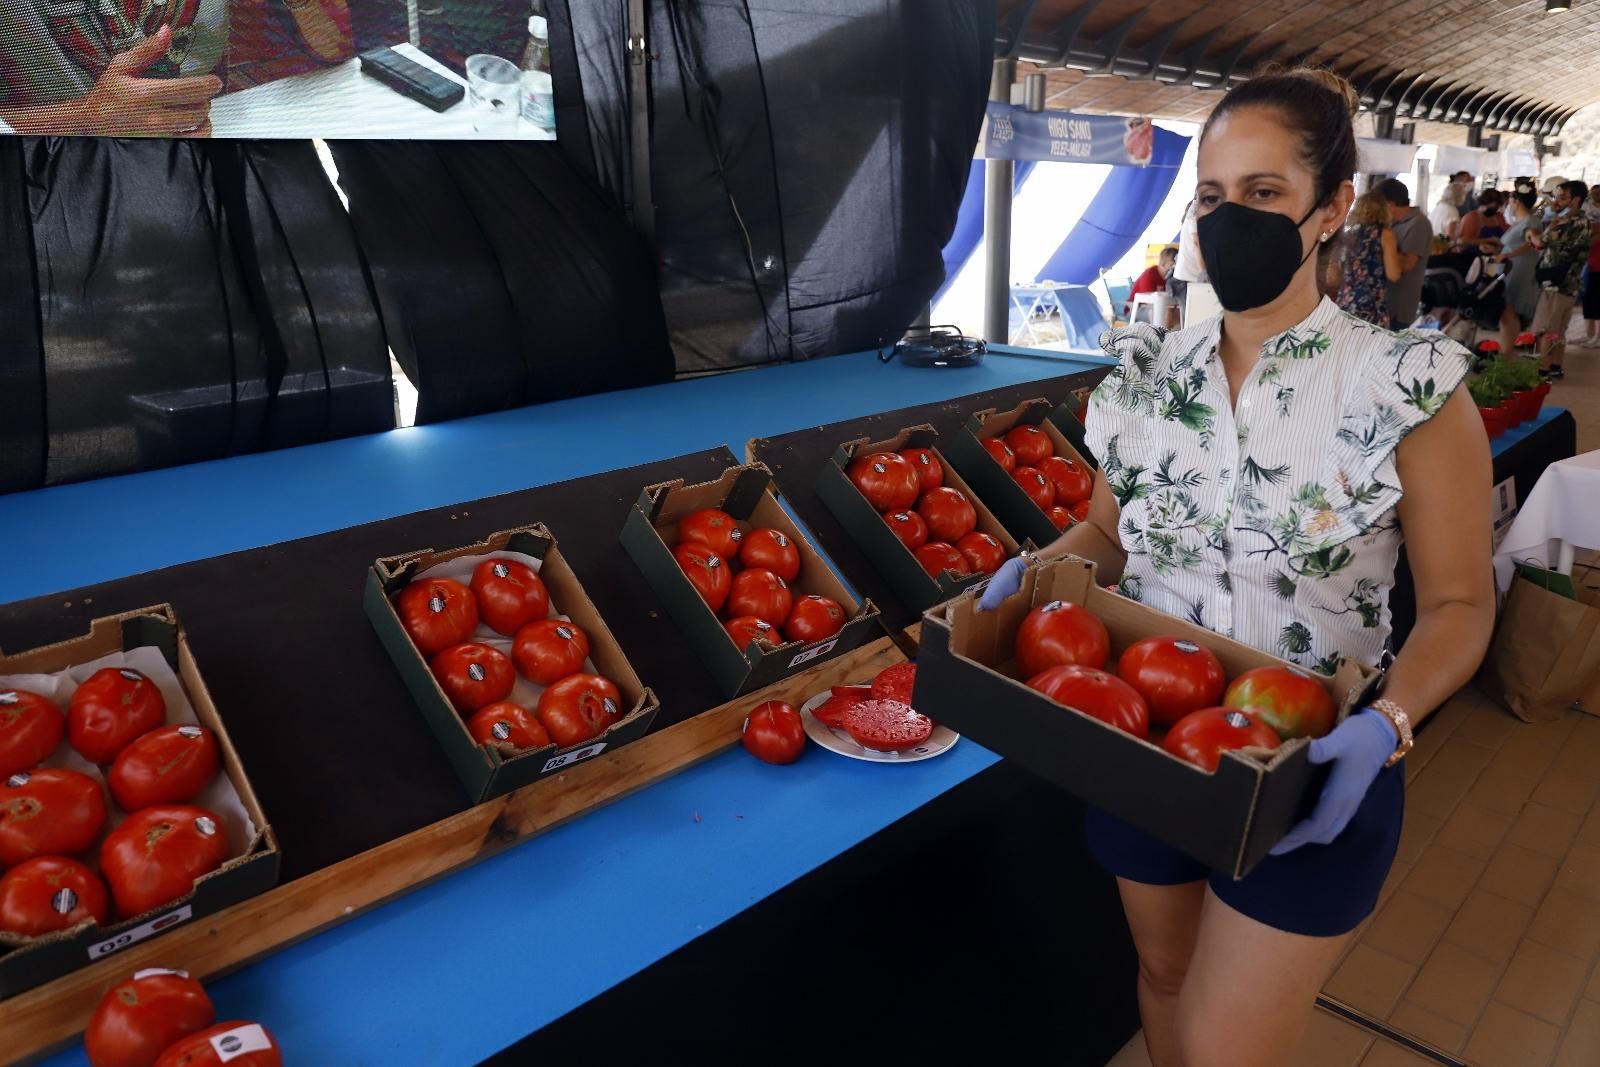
[0,606,280,1000]
[815,424,1023,614]
[913,558,1381,879]
[620,464,882,698]
[366,524,660,803]
[942,398,1099,549]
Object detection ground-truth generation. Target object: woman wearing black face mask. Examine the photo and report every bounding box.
[979,68,1494,1067]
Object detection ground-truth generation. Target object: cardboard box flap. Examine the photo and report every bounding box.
[374,524,555,592]
[965,397,1052,438]
[1047,401,1098,470]
[830,424,939,468]
[642,464,775,526]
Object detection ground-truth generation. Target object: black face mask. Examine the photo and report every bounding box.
[1196,201,1320,313]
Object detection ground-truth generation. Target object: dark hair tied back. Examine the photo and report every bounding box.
[1201,67,1360,210]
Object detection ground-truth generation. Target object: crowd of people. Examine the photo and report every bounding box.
[1334,168,1600,381]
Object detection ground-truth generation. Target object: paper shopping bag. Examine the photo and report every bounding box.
[1478,575,1600,721]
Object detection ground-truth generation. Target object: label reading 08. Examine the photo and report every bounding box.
[540,742,607,774]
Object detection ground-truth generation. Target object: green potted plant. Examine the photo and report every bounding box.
[1499,359,1542,424]
[1467,375,1509,438]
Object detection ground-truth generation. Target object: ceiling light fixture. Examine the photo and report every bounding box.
[1546,0,1570,12]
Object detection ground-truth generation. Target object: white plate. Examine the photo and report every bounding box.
[798,682,959,764]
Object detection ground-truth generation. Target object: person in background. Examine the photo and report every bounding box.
[1581,224,1600,349]
[1430,181,1465,243]
[1126,246,1179,318]
[1584,186,1600,225]
[1539,175,1569,223]
[1380,178,1433,327]
[1454,187,1506,252]
[1453,171,1478,214]
[1335,190,1400,327]
[1527,179,1592,379]
[1496,184,1544,355]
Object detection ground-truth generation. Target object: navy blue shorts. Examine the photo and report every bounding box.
[1084,764,1405,938]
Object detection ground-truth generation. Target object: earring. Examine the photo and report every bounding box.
[1319,232,1333,243]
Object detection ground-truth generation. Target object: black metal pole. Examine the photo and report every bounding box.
[984,57,1016,346]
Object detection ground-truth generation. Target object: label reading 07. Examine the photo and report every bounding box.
[789,638,839,669]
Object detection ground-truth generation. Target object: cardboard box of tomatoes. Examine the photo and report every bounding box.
[816,424,1024,614]
[914,558,1381,879]
[620,464,882,698]
[0,605,280,1000]
[365,524,660,803]
[943,398,1099,550]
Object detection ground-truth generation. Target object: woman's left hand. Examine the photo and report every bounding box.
[1269,709,1397,855]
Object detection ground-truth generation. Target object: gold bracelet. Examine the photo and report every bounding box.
[1370,698,1414,767]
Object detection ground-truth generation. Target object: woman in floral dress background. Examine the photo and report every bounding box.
[1335,189,1401,327]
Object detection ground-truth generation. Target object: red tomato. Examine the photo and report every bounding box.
[1010,466,1056,512]
[1046,505,1073,530]
[0,856,108,937]
[470,558,550,636]
[883,509,929,550]
[537,673,622,747]
[100,806,228,919]
[917,486,978,542]
[153,1021,282,1067]
[1015,600,1111,678]
[466,702,551,750]
[813,693,864,728]
[395,577,479,658]
[956,532,1006,575]
[843,700,933,752]
[982,437,1017,473]
[913,541,969,579]
[1069,499,1091,524]
[0,768,108,867]
[726,568,793,627]
[725,615,780,652]
[1224,666,1336,740]
[673,541,732,614]
[899,447,944,493]
[847,452,920,511]
[86,968,215,1067]
[1163,707,1282,772]
[738,528,801,583]
[742,701,806,764]
[783,595,846,644]
[677,508,744,559]
[870,662,917,705]
[512,619,590,685]
[69,669,167,766]
[430,643,516,714]
[1004,424,1052,466]
[1038,455,1092,505]
[0,688,64,778]
[1027,665,1149,739]
[1117,636,1229,729]
[108,725,219,811]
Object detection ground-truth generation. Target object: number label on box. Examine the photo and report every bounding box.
[88,906,193,960]
[541,742,607,773]
[789,639,839,669]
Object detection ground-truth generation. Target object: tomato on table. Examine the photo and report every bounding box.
[466,702,551,751]
[913,541,969,579]
[955,531,1006,575]
[395,577,479,658]
[1068,499,1091,524]
[1046,505,1073,531]
[1163,707,1281,772]
[1224,666,1336,740]
[917,486,977,543]
[1027,665,1150,739]
[1117,636,1228,729]
[1004,424,1053,466]
[725,615,780,653]
[843,700,933,752]
[738,528,801,583]
[1015,600,1111,677]
[726,568,793,628]
[982,437,1017,472]
[0,768,108,867]
[153,1021,282,1067]
[1010,466,1056,512]
[512,619,590,685]
[742,701,806,764]
[537,673,622,747]
[86,968,215,1067]
[0,688,64,778]
[883,509,929,551]
[470,558,550,636]
[108,724,219,811]
[870,662,917,705]
[846,452,920,511]
[1037,455,1092,505]
[430,643,516,714]
[899,447,944,493]
[783,595,846,644]
[69,668,167,765]
[100,806,228,919]
[677,508,744,559]
[673,541,733,614]
[0,856,108,937]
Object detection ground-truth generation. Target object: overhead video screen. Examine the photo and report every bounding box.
[0,0,557,139]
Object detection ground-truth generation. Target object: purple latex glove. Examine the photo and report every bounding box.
[977,556,1029,611]
[1269,708,1397,855]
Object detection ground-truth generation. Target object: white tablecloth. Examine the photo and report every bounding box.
[209,43,555,141]
[1493,450,1600,590]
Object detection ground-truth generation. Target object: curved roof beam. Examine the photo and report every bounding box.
[1371,68,1412,113]
[1392,71,1436,116]
[1456,87,1499,126]
[1439,84,1480,123]
[1486,94,1530,130]
[1469,90,1517,128]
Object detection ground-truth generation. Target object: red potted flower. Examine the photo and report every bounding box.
[1515,331,1537,356]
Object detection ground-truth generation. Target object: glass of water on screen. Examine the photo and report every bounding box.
[466,55,521,135]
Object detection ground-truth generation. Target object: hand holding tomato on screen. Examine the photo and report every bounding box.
[50,29,221,138]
